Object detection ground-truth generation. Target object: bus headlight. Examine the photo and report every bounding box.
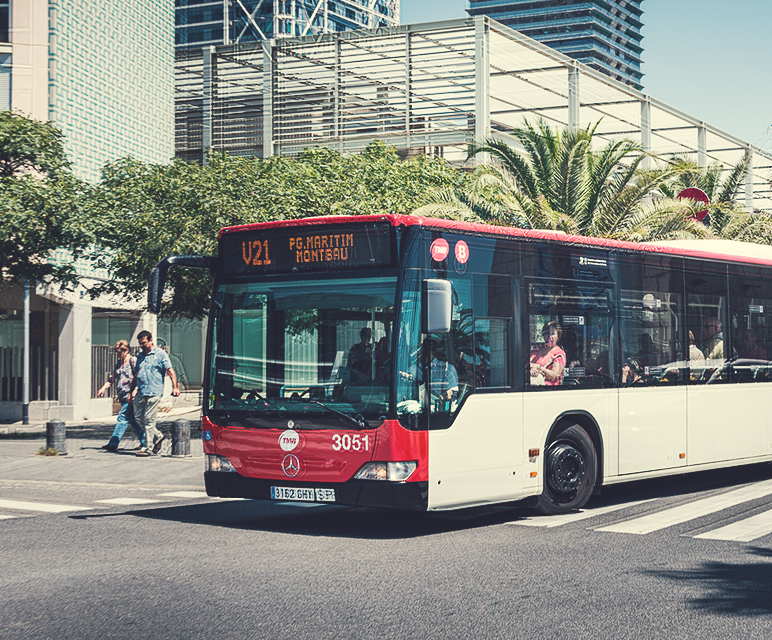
[354,461,417,482]
[206,454,237,473]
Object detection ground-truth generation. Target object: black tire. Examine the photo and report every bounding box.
[536,424,597,515]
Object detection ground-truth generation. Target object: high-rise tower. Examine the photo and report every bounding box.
[468,0,644,89]
[175,0,400,50]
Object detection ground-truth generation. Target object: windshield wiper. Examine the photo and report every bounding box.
[308,399,369,430]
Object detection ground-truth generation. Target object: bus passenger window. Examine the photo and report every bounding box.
[728,265,772,384]
[526,282,613,389]
[474,319,509,388]
[686,268,728,385]
[620,290,682,387]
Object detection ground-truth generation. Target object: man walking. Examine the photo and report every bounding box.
[130,330,180,457]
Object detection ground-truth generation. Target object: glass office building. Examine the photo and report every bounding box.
[468,0,644,89]
[176,0,400,49]
[0,0,183,424]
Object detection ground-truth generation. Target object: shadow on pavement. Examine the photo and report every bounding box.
[646,547,772,617]
[70,498,533,540]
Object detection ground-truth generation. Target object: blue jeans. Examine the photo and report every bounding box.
[107,400,146,449]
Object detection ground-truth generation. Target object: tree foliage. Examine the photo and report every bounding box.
[89,142,461,316]
[0,111,91,286]
[417,119,723,243]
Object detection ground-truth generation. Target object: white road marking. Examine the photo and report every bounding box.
[506,499,655,527]
[596,480,772,535]
[94,498,162,505]
[274,502,324,508]
[694,509,772,542]
[158,491,209,498]
[0,498,93,513]
[0,514,18,519]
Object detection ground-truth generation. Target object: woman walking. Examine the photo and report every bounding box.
[98,340,146,452]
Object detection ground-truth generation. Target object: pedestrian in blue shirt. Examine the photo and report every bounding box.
[130,330,180,457]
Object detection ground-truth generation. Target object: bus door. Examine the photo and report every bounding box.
[618,286,686,474]
[415,268,521,509]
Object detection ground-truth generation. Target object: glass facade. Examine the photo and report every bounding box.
[175,0,399,49]
[49,0,175,181]
[468,0,644,89]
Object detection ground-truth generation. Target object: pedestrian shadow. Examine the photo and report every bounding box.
[90,499,533,539]
[645,548,772,616]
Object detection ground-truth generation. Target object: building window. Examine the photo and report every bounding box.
[0,54,10,111]
[0,2,9,43]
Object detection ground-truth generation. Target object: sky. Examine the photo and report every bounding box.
[400,1,772,151]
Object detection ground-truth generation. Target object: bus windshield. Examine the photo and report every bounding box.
[207,275,397,428]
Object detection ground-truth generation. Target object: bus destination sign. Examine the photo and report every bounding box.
[221,222,393,275]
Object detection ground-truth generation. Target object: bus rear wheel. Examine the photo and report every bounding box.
[536,424,597,515]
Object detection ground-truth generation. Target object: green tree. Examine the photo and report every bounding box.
[661,152,772,243]
[418,119,706,242]
[0,111,90,286]
[89,141,461,316]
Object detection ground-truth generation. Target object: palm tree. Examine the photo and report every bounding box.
[417,119,706,242]
[661,151,772,242]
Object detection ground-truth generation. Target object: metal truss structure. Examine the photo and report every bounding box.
[175,17,772,213]
[225,0,400,42]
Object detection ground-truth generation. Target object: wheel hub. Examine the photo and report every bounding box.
[546,443,586,494]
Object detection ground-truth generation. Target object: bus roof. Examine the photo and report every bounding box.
[221,214,772,268]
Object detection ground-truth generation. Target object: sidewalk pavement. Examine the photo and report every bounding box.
[0,407,206,489]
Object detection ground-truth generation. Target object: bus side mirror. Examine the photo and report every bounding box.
[422,279,452,334]
[148,255,216,314]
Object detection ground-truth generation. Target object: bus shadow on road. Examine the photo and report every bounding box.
[120,499,536,539]
[645,547,772,617]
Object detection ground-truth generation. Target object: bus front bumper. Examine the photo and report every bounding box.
[204,472,429,511]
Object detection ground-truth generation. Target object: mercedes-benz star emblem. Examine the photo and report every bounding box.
[282,454,301,477]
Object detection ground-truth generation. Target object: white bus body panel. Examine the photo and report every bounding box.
[427,394,524,510]
[618,387,687,474]
[687,383,768,465]
[426,381,772,509]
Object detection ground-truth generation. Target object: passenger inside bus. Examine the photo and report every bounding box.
[621,358,644,386]
[702,317,724,360]
[737,329,767,360]
[429,345,459,412]
[347,327,373,384]
[688,331,704,361]
[529,321,566,386]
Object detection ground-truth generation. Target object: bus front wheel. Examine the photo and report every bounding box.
[536,424,597,515]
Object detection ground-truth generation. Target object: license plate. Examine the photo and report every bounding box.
[271,487,336,502]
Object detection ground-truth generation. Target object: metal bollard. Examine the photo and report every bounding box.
[46,420,67,455]
[171,419,191,456]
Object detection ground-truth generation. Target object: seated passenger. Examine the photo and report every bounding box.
[430,348,459,412]
[348,327,373,384]
[688,331,704,361]
[621,358,644,386]
[529,321,566,386]
[702,317,724,360]
[737,329,767,360]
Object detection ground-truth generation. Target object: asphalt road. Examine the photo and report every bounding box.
[1,446,771,639]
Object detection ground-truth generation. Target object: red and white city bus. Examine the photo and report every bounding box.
[150,215,772,514]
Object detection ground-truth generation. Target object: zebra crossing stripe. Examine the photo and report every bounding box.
[0,498,93,513]
[158,491,209,498]
[694,509,772,542]
[95,498,162,505]
[506,499,655,528]
[595,479,772,535]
